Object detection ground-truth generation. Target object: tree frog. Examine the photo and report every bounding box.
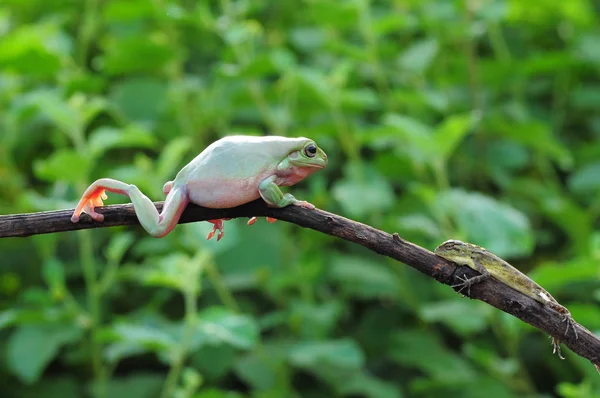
[71,135,328,240]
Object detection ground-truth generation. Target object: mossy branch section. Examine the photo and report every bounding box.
[1,200,598,368]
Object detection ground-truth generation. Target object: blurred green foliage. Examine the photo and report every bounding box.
[2,0,600,397]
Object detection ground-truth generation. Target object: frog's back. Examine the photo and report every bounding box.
[176,136,309,181]
[172,135,309,208]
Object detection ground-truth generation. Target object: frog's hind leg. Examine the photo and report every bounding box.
[72,178,125,222]
[71,178,189,238]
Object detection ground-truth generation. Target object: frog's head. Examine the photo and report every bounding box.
[288,140,328,170]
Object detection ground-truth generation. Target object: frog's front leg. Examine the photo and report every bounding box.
[258,175,315,209]
[71,178,189,238]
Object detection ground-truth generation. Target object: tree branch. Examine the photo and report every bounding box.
[2,200,599,368]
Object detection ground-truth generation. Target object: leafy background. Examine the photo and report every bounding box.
[1,0,600,397]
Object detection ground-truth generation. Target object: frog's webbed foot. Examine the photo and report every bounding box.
[207,219,226,241]
[72,184,110,223]
[247,217,278,226]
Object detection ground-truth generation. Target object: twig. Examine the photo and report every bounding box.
[1,200,599,368]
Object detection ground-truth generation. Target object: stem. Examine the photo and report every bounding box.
[1,202,600,368]
[218,0,284,135]
[161,284,198,398]
[205,261,240,312]
[357,0,391,108]
[78,228,107,398]
[76,0,99,67]
[152,0,197,138]
[330,103,360,162]
[490,315,537,394]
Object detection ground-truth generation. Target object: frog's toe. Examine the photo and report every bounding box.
[266,217,277,223]
[85,206,105,222]
[247,217,258,226]
[207,219,225,241]
[71,189,106,223]
[294,200,315,210]
[163,181,173,195]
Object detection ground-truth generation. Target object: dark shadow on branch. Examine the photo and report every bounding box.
[1,200,599,368]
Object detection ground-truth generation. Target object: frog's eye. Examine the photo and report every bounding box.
[304,144,317,158]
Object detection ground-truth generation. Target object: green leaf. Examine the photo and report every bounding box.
[382,113,435,164]
[22,89,83,140]
[339,373,402,398]
[529,257,598,292]
[112,323,176,349]
[332,162,395,218]
[433,113,475,161]
[288,300,343,339]
[575,34,600,65]
[195,390,246,398]
[511,179,592,254]
[568,162,600,196]
[16,377,80,398]
[33,149,91,183]
[288,338,365,369]
[419,300,493,336]
[89,373,163,398]
[398,38,438,73]
[109,77,169,128]
[135,252,207,293]
[7,324,82,384]
[191,344,237,380]
[155,136,194,180]
[294,68,334,106]
[0,24,68,77]
[105,232,135,264]
[233,342,291,393]
[290,27,326,51]
[234,353,279,391]
[0,309,18,329]
[389,330,475,382]
[88,126,156,158]
[488,119,573,169]
[41,258,65,299]
[328,255,400,299]
[101,36,175,75]
[194,307,259,350]
[103,0,156,22]
[103,321,177,363]
[341,88,380,110]
[437,190,534,258]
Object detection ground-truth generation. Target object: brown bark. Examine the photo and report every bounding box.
[1,200,598,368]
